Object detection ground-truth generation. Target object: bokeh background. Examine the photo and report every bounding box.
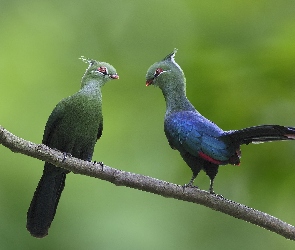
[1,0,295,249]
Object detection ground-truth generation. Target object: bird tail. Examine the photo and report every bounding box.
[223,125,295,145]
[26,163,67,238]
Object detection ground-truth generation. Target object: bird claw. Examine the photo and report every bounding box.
[215,194,224,199]
[62,152,72,162]
[182,183,199,192]
[209,187,215,195]
[93,161,104,171]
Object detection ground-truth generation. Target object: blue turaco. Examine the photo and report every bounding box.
[146,49,295,194]
[27,57,119,238]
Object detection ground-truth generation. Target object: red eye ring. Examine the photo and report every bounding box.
[154,68,164,77]
[98,66,108,75]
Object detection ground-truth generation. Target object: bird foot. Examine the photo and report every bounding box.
[208,188,224,198]
[182,183,199,192]
[62,152,72,162]
[209,188,215,195]
[93,161,104,171]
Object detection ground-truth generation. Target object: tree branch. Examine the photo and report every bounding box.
[0,125,294,240]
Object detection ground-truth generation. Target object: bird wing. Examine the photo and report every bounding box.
[97,119,103,140]
[42,101,66,147]
[165,111,233,163]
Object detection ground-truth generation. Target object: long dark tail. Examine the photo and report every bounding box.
[26,163,67,238]
[224,125,295,145]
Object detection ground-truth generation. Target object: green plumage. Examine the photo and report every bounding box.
[145,49,194,114]
[26,58,118,238]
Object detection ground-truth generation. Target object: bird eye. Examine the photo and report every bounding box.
[97,66,108,75]
[154,68,164,77]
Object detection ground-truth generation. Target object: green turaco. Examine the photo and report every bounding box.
[146,49,295,193]
[26,57,119,238]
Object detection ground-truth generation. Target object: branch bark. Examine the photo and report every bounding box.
[0,125,295,240]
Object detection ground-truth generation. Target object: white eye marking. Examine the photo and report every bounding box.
[154,68,164,77]
[154,68,169,78]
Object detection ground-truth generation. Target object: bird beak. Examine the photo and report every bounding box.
[145,79,153,86]
[110,74,119,79]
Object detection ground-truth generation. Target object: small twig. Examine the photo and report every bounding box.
[0,125,294,240]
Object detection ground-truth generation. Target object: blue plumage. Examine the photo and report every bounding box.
[165,111,231,163]
[146,49,295,193]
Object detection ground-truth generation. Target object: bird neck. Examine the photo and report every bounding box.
[161,81,195,114]
[79,79,103,98]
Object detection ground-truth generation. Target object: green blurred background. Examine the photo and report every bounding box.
[1,0,295,249]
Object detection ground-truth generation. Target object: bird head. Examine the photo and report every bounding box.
[80,56,119,87]
[145,49,184,90]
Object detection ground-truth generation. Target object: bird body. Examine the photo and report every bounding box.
[27,58,119,238]
[42,83,103,158]
[146,49,295,193]
[165,111,232,165]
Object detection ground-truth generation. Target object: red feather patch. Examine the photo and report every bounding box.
[198,151,222,165]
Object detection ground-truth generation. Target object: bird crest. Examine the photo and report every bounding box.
[162,48,178,61]
[79,56,100,80]
[162,48,181,72]
[79,56,97,66]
